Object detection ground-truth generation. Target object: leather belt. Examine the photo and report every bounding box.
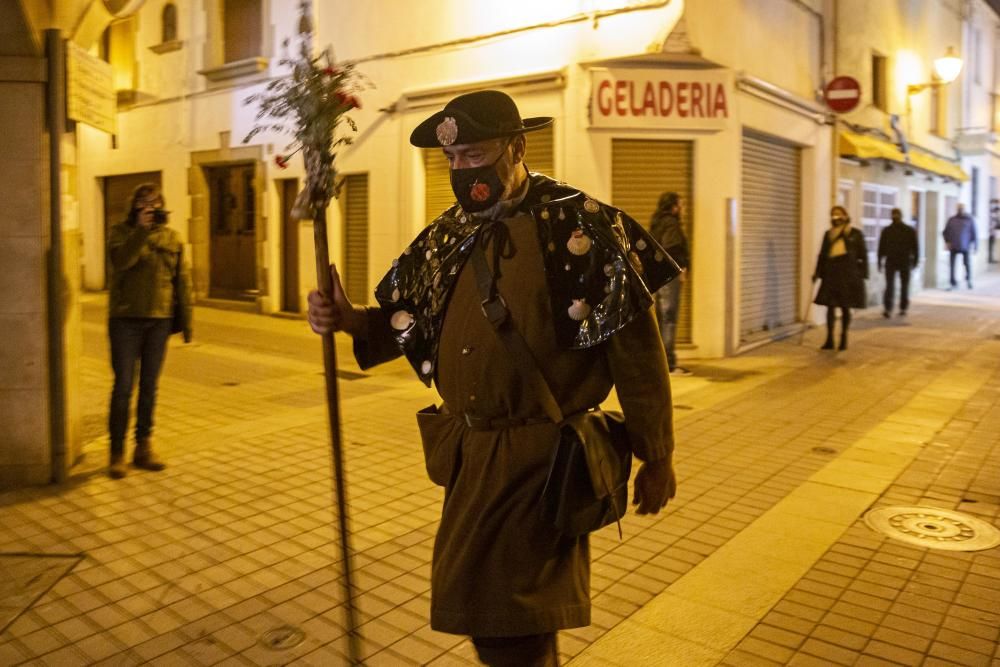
[462,414,551,431]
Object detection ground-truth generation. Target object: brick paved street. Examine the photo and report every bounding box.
[1,274,998,666]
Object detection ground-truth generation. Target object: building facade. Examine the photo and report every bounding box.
[833,0,996,299]
[4,0,997,486]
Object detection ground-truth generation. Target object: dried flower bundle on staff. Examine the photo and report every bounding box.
[242,2,366,219]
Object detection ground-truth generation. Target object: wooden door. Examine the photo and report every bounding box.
[209,164,257,300]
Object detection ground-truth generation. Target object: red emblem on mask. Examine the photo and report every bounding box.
[470,182,491,202]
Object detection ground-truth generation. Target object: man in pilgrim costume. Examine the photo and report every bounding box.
[308,90,679,666]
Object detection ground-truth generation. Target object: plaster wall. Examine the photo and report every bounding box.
[76,0,828,362]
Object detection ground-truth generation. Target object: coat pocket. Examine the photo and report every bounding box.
[416,404,463,487]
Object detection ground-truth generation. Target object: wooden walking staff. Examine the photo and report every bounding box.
[310,190,362,664]
[242,2,364,661]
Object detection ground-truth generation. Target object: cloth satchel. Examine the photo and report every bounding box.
[470,239,632,538]
[170,246,187,336]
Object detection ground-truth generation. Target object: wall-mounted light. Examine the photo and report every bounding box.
[908,47,963,94]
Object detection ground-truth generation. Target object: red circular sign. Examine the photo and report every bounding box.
[824,76,861,113]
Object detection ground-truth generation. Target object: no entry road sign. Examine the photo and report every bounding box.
[824,76,861,113]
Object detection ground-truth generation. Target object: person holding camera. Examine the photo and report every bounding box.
[106,183,192,479]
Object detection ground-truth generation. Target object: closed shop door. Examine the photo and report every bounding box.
[103,171,162,288]
[740,130,801,342]
[611,139,693,344]
[422,124,555,225]
[340,173,370,305]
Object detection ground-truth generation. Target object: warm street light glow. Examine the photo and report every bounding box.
[907,47,963,95]
[932,46,963,83]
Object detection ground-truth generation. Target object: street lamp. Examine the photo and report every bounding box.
[908,47,963,94]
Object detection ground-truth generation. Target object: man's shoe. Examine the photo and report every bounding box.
[821,338,835,350]
[670,366,693,377]
[898,310,907,317]
[839,335,848,351]
[109,454,127,479]
[968,282,974,289]
[882,311,890,319]
[133,438,167,471]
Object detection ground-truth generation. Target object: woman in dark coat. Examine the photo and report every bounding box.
[812,205,868,350]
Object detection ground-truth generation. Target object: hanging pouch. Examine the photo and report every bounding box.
[416,404,463,487]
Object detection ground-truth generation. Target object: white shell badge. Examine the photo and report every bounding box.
[566,229,592,256]
[390,310,414,331]
[584,199,600,213]
[436,116,459,146]
[568,299,591,321]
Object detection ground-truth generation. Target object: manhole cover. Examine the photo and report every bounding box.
[260,625,306,650]
[864,506,1000,551]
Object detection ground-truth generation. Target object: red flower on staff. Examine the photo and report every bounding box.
[470,182,491,202]
[275,155,289,169]
[335,92,362,110]
[323,66,340,76]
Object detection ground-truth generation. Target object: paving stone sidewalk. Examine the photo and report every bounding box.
[1,274,998,666]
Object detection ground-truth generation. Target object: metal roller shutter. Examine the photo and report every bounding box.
[740,130,801,342]
[611,139,693,344]
[422,124,555,225]
[340,173,369,305]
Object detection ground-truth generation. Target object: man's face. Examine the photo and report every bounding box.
[442,136,524,199]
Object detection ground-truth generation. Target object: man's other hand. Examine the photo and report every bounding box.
[632,457,677,515]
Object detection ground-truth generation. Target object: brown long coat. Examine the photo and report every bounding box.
[356,211,674,637]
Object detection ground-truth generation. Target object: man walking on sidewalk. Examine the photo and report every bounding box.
[943,203,977,289]
[877,208,919,317]
[307,90,679,666]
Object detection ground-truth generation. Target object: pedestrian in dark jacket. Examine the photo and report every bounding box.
[877,208,919,317]
[307,90,679,666]
[107,183,192,479]
[943,203,977,289]
[649,192,691,376]
[813,205,868,351]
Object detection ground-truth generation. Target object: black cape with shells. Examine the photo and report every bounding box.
[374,173,682,385]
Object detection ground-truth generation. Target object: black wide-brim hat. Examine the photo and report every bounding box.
[409,90,553,148]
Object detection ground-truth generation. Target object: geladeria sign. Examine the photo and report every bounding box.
[590,68,733,131]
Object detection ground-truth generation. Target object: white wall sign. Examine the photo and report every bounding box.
[590,68,733,130]
[67,42,115,134]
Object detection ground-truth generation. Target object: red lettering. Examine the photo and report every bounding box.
[713,84,728,117]
[615,80,627,116]
[676,82,689,117]
[629,81,644,115]
[642,82,657,116]
[597,80,613,116]
[690,83,704,117]
[659,81,673,115]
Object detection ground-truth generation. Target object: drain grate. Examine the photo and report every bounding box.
[260,625,306,650]
[864,506,1000,551]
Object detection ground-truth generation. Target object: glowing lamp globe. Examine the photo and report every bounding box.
[933,47,963,83]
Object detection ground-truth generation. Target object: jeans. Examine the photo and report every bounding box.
[109,318,172,456]
[656,279,682,370]
[949,250,972,287]
[883,264,911,313]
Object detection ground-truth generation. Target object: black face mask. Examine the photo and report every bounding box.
[450,145,509,213]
